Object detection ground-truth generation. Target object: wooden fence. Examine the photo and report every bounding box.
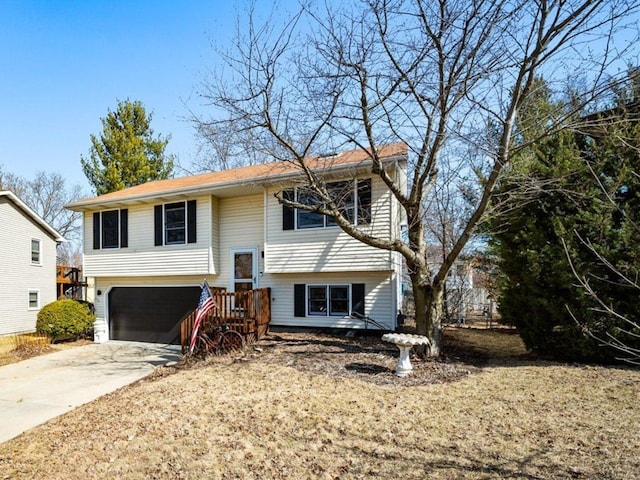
[180,287,271,354]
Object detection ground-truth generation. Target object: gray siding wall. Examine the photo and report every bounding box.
[0,198,57,335]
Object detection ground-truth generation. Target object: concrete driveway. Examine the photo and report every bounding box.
[0,341,181,444]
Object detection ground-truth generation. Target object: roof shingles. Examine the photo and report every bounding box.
[67,142,407,210]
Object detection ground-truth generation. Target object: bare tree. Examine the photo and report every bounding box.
[198,0,640,355]
[0,164,27,198]
[193,118,289,172]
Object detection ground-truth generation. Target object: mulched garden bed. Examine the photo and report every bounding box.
[178,329,481,387]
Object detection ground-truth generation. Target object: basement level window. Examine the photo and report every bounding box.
[28,291,39,310]
[308,285,350,316]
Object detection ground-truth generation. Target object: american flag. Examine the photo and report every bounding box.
[189,280,216,354]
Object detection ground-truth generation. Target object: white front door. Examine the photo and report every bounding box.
[231,248,258,292]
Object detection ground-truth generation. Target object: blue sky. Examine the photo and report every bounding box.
[0,1,287,194]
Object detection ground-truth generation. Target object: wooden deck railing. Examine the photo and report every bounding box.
[56,265,86,300]
[180,287,271,354]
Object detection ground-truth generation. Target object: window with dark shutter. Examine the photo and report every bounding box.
[94,210,126,249]
[101,210,119,249]
[357,179,372,224]
[351,283,365,315]
[165,202,186,245]
[93,212,101,250]
[154,205,163,246]
[120,209,128,248]
[286,179,370,230]
[294,284,306,317]
[282,189,295,230]
[187,200,197,243]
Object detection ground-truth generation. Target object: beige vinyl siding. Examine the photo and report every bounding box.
[0,198,58,335]
[85,249,211,277]
[210,196,220,275]
[83,195,215,277]
[265,176,395,273]
[216,193,264,289]
[92,270,396,330]
[261,271,396,329]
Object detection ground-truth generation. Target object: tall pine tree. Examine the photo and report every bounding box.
[489,75,640,362]
[81,100,174,195]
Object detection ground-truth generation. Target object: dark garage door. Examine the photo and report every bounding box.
[109,286,201,344]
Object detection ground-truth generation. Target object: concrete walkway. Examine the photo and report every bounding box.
[0,341,181,444]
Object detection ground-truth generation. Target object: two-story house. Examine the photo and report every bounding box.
[66,143,407,344]
[0,191,65,336]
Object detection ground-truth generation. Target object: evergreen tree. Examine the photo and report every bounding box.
[490,76,640,362]
[81,100,174,195]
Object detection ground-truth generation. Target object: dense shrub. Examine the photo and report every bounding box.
[36,299,95,341]
[488,77,640,363]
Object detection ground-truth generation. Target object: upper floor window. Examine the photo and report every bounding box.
[165,202,186,245]
[31,238,41,264]
[154,200,197,246]
[93,209,128,250]
[101,210,119,248]
[283,178,371,231]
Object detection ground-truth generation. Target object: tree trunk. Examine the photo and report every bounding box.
[426,289,444,357]
[411,272,444,357]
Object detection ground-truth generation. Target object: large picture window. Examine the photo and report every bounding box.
[283,178,371,231]
[307,285,350,316]
[294,283,365,318]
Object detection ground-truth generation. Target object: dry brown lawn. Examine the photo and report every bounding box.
[1,327,639,479]
[0,334,90,367]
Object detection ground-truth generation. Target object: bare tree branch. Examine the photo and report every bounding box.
[195,0,640,355]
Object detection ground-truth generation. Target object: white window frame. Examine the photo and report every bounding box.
[295,180,358,230]
[163,201,187,246]
[30,238,42,265]
[101,209,120,249]
[229,247,259,292]
[307,284,351,317]
[28,290,40,310]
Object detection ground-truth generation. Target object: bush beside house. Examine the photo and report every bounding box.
[36,299,95,342]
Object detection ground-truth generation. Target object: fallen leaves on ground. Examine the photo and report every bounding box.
[1,329,639,479]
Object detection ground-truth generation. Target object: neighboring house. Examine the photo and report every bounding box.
[0,191,65,336]
[443,260,493,321]
[66,143,408,344]
[400,248,493,324]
